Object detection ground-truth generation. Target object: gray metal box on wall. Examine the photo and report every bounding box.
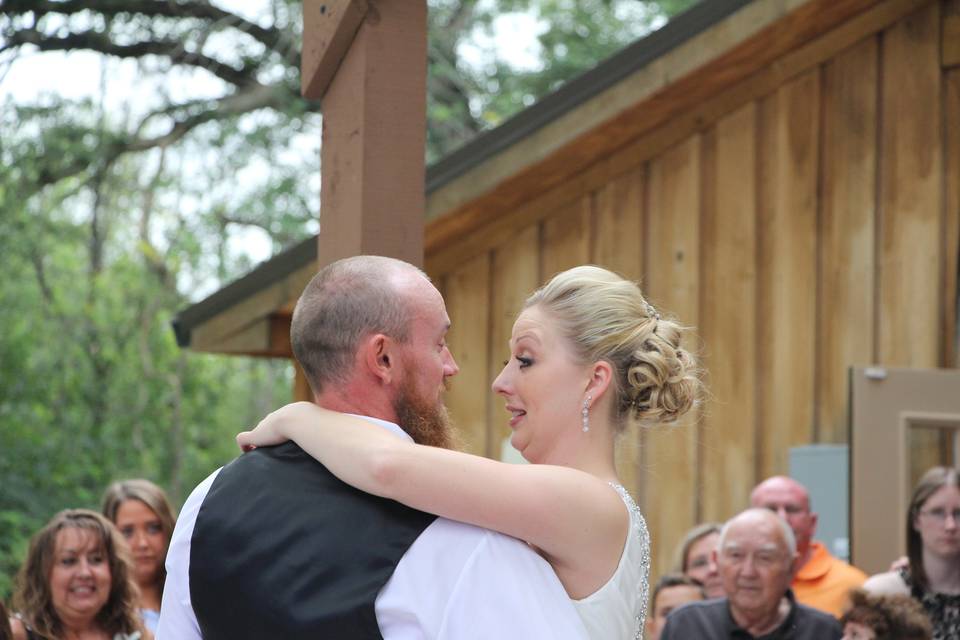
[789,444,850,561]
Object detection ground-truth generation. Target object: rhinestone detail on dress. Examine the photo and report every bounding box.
[609,482,651,640]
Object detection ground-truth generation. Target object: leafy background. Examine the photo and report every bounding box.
[0,0,696,598]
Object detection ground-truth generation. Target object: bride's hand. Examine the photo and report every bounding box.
[236,401,318,451]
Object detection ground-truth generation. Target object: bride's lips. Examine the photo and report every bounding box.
[505,405,526,428]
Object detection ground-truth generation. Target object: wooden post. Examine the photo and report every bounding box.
[302,0,428,268]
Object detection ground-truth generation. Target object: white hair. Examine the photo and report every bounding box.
[718,508,797,559]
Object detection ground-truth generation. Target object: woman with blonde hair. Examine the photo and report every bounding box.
[674,522,724,598]
[239,265,702,639]
[101,479,177,634]
[863,467,960,639]
[9,509,145,640]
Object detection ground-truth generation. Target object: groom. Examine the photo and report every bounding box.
[157,256,588,639]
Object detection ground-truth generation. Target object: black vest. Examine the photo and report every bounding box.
[190,442,436,640]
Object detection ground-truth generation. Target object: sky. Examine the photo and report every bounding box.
[0,3,547,273]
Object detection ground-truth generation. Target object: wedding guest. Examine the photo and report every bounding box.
[10,509,145,640]
[751,476,866,616]
[863,467,960,640]
[645,573,705,640]
[675,522,725,597]
[102,479,177,634]
[840,589,931,640]
[660,509,841,639]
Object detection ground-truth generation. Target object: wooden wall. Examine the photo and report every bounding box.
[425,0,960,579]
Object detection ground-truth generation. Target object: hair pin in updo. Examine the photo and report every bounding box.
[642,300,660,321]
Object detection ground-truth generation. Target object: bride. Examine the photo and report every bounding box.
[239,265,701,639]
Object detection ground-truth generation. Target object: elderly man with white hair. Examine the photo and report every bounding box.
[660,508,841,639]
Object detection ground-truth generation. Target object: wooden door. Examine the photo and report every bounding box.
[850,366,960,575]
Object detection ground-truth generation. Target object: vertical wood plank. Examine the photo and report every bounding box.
[756,68,820,476]
[943,0,960,68]
[488,226,541,459]
[942,69,960,368]
[444,253,492,456]
[878,4,943,366]
[817,37,879,444]
[643,136,702,580]
[592,166,645,280]
[591,167,646,505]
[700,102,758,524]
[541,195,592,279]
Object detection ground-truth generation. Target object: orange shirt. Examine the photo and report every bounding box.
[792,541,867,618]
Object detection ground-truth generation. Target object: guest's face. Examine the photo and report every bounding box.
[646,584,704,640]
[492,305,589,464]
[685,531,724,598]
[718,512,794,619]
[750,478,817,553]
[49,527,112,623]
[841,621,876,640]
[913,483,960,558]
[115,499,167,586]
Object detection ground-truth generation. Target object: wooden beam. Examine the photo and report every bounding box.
[301,0,369,99]
[317,1,427,268]
[191,314,292,358]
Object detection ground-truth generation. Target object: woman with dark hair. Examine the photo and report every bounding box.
[101,479,176,634]
[9,509,145,640]
[863,467,960,639]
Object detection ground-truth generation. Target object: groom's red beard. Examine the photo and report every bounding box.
[393,376,457,450]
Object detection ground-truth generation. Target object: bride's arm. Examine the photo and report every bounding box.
[237,402,627,572]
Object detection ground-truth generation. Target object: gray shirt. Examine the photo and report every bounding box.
[660,591,841,640]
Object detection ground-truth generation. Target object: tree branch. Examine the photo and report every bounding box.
[1,0,299,66]
[1,28,258,88]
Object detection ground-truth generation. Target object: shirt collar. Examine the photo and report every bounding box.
[348,413,414,443]
[725,589,798,638]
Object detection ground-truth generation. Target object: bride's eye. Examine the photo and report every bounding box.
[516,356,533,369]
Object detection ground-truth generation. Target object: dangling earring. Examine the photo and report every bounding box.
[582,395,591,433]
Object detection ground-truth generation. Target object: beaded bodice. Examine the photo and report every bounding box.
[571,483,651,640]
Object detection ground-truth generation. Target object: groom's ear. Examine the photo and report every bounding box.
[362,333,398,384]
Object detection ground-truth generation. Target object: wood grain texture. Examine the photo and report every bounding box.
[443,253,492,456]
[756,68,820,476]
[425,0,932,278]
[642,136,703,579]
[878,3,943,366]
[943,0,960,67]
[541,195,593,280]
[487,226,541,459]
[318,0,426,267]
[942,69,960,367]
[817,37,879,444]
[699,103,758,523]
[591,167,646,500]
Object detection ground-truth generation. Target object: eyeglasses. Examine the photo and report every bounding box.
[918,508,960,523]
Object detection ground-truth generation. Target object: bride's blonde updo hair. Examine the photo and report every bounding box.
[525,265,700,430]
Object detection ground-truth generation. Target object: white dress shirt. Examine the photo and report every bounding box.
[157,418,588,639]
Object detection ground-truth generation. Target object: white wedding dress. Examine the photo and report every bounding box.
[571,483,651,640]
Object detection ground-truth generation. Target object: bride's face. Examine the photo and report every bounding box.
[492,306,590,464]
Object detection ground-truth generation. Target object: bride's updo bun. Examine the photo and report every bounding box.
[525,265,700,429]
